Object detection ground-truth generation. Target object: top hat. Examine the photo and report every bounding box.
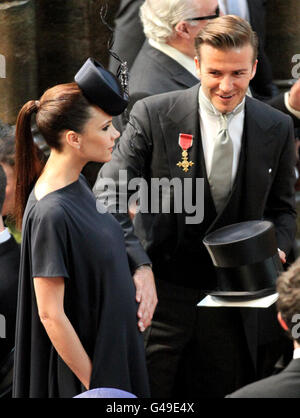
[203,220,283,299]
[74,58,128,116]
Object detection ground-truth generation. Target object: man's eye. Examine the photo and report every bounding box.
[102,125,110,131]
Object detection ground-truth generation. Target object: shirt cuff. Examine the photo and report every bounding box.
[284,91,300,119]
[0,227,11,244]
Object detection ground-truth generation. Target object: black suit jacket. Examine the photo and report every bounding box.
[227,358,300,397]
[95,84,296,370]
[247,0,278,100]
[108,0,144,74]
[128,41,198,102]
[268,93,300,129]
[0,236,20,361]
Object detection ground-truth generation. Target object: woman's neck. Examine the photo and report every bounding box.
[34,150,85,200]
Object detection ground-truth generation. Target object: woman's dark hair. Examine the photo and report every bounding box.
[14,82,92,228]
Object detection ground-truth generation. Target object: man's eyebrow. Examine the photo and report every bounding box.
[205,67,249,72]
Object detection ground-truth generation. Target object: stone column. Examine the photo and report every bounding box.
[0,0,37,124]
[266,0,300,80]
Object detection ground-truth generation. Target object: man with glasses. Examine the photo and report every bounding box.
[114,0,220,131]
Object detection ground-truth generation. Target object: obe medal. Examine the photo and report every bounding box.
[177,133,194,173]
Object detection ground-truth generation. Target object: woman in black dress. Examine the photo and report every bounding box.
[12,59,152,398]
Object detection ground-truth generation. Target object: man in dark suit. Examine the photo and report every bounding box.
[112,0,299,133]
[108,0,144,74]
[0,165,20,398]
[94,15,296,397]
[269,79,300,130]
[227,258,300,398]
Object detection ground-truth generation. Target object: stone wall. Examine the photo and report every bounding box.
[266,0,300,80]
[0,0,120,124]
[0,1,37,124]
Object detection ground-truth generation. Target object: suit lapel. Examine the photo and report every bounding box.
[158,84,210,243]
[159,85,200,180]
[243,97,280,218]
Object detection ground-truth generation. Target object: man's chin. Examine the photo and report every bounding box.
[212,99,238,114]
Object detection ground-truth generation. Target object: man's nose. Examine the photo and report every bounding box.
[219,76,234,92]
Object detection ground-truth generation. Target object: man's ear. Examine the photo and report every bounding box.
[278,312,289,331]
[250,59,258,80]
[175,21,191,40]
[65,130,81,150]
[194,56,201,79]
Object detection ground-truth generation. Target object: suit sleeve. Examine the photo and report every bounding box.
[267,93,300,129]
[264,116,297,254]
[93,100,153,271]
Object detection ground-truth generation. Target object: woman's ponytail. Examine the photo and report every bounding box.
[14,100,45,229]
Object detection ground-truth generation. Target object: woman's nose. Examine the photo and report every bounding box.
[111,124,120,142]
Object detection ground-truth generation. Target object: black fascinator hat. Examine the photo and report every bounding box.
[74,57,128,116]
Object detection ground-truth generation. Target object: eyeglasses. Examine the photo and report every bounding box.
[186,6,220,21]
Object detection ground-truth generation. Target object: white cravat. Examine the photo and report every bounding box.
[198,87,245,183]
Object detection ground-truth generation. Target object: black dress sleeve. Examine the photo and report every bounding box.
[29,201,70,279]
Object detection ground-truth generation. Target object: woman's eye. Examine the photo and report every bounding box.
[102,125,110,131]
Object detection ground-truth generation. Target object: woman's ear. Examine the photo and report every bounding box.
[65,130,81,150]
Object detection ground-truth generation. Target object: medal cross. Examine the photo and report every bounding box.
[177,150,194,172]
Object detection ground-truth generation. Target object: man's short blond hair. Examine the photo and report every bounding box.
[195,15,258,64]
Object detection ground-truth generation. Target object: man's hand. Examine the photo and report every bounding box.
[288,79,300,111]
[278,249,286,264]
[133,265,158,332]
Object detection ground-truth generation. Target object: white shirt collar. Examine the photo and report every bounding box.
[293,347,300,360]
[148,38,198,78]
[0,227,11,244]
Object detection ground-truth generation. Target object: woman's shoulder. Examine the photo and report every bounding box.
[24,188,67,226]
